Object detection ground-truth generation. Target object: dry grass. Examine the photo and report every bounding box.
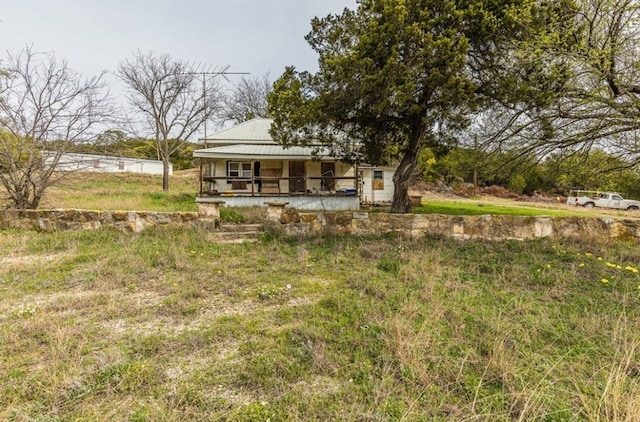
[5,168,635,220]
[2,175,640,420]
[38,170,200,211]
[3,229,636,420]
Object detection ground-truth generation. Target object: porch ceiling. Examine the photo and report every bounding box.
[193,144,335,161]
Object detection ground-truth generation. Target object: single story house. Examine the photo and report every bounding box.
[193,118,395,211]
[45,152,170,176]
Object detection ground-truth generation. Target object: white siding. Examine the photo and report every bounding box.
[335,162,357,191]
[361,167,395,203]
[47,153,170,175]
[307,161,322,191]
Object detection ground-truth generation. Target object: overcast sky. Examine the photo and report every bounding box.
[2,0,356,94]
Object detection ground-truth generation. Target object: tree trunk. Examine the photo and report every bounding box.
[162,156,171,192]
[391,130,423,213]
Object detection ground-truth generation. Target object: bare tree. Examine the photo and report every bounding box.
[479,0,640,167]
[117,51,224,191]
[0,47,111,209]
[223,73,271,123]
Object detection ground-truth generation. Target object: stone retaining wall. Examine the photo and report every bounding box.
[2,207,640,243]
[0,209,199,232]
[276,211,640,243]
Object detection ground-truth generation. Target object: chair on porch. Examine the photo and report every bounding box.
[260,168,281,194]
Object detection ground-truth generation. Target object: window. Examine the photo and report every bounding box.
[373,170,384,190]
[228,161,251,178]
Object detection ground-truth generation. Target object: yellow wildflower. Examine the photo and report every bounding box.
[601,278,609,284]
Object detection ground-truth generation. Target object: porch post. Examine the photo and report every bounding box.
[199,160,204,195]
[355,161,359,191]
[251,160,255,196]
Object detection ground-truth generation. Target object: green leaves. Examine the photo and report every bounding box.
[268,0,567,212]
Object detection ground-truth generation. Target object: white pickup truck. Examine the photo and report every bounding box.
[566,190,640,210]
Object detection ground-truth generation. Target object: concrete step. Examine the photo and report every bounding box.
[218,223,263,233]
[207,223,263,244]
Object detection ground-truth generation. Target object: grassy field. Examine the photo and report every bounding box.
[412,199,588,217]
[1,228,639,420]
[27,170,635,220]
[1,171,640,420]
[40,171,201,212]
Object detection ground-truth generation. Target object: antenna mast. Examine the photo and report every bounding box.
[186,64,249,147]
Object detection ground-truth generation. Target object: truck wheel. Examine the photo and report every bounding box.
[584,202,595,208]
[627,206,638,211]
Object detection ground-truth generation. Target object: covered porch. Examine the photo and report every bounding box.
[193,144,362,211]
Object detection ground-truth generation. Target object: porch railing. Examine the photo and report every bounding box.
[198,175,359,197]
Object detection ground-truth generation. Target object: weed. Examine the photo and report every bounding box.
[256,284,290,301]
[11,302,37,318]
[220,208,246,224]
[2,229,640,420]
[231,401,282,421]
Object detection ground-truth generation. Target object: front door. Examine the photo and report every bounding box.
[289,161,306,193]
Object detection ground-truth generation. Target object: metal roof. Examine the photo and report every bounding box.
[201,118,275,144]
[193,144,336,160]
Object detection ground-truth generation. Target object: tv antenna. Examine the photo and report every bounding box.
[186,63,250,145]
